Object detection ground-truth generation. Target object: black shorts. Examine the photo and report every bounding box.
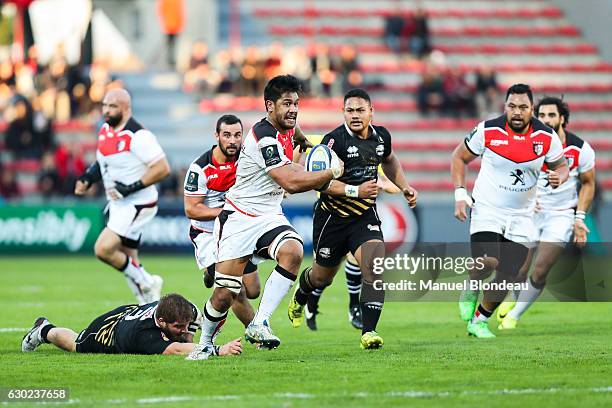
[313,204,383,267]
[470,231,528,278]
[75,306,126,354]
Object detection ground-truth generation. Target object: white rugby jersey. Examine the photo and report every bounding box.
[184,147,238,232]
[537,132,595,211]
[96,118,165,205]
[224,118,294,216]
[465,115,564,214]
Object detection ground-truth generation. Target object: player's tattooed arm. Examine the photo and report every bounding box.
[545,157,569,188]
[381,152,417,208]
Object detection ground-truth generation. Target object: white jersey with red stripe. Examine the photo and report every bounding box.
[465,115,564,214]
[537,131,595,211]
[183,147,238,232]
[223,118,294,216]
[96,118,165,205]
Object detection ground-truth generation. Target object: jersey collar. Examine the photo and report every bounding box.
[344,122,377,139]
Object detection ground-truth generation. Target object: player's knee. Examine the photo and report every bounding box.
[94,240,112,262]
[471,256,498,280]
[531,266,548,286]
[211,287,237,311]
[276,241,303,271]
[244,282,260,299]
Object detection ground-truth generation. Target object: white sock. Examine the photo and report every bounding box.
[124,275,145,304]
[199,300,227,346]
[471,305,492,324]
[507,277,544,320]
[252,266,296,325]
[122,257,153,288]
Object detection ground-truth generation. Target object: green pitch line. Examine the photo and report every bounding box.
[1,256,611,408]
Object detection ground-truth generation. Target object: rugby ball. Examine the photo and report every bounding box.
[306,144,332,172]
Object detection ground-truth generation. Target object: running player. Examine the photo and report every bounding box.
[497,96,595,329]
[451,84,569,338]
[288,88,418,349]
[198,75,343,350]
[75,89,169,304]
[22,293,242,359]
[184,114,261,330]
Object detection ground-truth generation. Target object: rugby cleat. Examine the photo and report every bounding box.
[305,304,318,331]
[498,316,518,331]
[467,321,496,338]
[459,290,479,321]
[288,286,305,328]
[245,320,280,350]
[22,317,50,352]
[142,275,164,304]
[360,331,384,349]
[496,301,516,323]
[348,305,363,330]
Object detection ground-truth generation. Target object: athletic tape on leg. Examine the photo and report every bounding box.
[213,272,243,294]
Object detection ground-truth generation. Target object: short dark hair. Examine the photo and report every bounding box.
[216,114,242,133]
[505,83,533,104]
[344,88,371,105]
[263,75,302,105]
[536,96,570,128]
[156,293,194,324]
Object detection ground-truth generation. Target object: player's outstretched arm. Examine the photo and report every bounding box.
[451,143,478,221]
[163,338,242,357]
[381,152,418,208]
[323,179,378,199]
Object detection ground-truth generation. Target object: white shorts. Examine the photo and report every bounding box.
[191,228,216,270]
[469,203,536,246]
[214,210,302,263]
[106,200,158,242]
[534,209,574,244]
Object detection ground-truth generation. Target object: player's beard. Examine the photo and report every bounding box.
[105,113,123,128]
[219,143,238,158]
[508,117,529,133]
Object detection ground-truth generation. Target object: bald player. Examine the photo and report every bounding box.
[75,88,170,304]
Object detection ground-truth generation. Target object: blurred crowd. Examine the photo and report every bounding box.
[0,43,123,202]
[182,41,363,98]
[383,5,431,58]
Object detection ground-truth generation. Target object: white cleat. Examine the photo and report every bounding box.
[22,317,50,352]
[142,275,163,304]
[244,320,281,350]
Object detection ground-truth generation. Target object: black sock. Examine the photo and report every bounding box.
[360,280,385,334]
[40,324,56,343]
[307,288,323,312]
[295,268,316,305]
[345,259,362,308]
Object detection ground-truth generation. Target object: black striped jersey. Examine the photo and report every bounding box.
[318,123,392,217]
[96,301,201,355]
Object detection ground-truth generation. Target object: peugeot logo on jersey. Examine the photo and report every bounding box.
[510,169,526,186]
[347,145,359,158]
[376,144,385,156]
[116,140,126,151]
[533,141,544,156]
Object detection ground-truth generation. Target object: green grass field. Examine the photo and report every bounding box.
[1,256,611,407]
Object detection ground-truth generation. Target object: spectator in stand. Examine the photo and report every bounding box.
[383,4,405,55]
[37,151,61,198]
[156,0,185,69]
[475,66,500,116]
[417,64,446,116]
[5,95,40,159]
[443,67,476,118]
[264,42,284,80]
[310,43,336,97]
[0,163,20,200]
[54,143,86,194]
[183,40,212,95]
[239,46,264,96]
[404,5,430,58]
[338,45,363,93]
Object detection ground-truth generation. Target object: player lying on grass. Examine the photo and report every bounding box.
[22,293,242,360]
